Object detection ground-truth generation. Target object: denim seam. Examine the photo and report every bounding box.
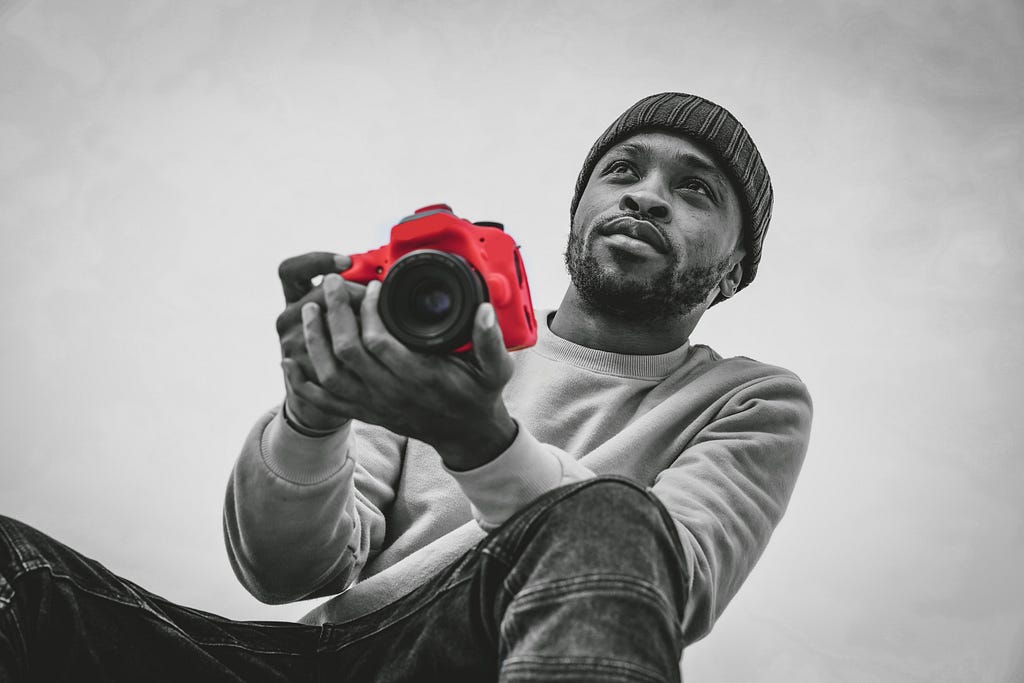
[11,565,306,655]
[499,575,683,654]
[3,601,27,668]
[501,653,667,682]
[128,595,311,654]
[317,573,475,655]
[1,520,67,588]
[506,573,678,620]
[6,565,149,613]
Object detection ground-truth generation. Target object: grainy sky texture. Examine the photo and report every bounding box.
[1,1,1022,680]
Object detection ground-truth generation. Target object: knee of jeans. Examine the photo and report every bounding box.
[501,477,689,616]
[537,477,677,548]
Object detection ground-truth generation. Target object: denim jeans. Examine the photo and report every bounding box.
[0,477,689,682]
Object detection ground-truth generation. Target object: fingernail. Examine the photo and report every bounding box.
[334,254,351,270]
[302,302,319,321]
[367,280,381,296]
[323,273,340,292]
[480,303,495,328]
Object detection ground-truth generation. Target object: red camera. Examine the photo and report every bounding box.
[341,204,538,353]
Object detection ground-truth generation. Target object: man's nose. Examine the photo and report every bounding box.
[619,188,670,221]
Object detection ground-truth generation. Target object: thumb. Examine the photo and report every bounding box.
[472,303,513,389]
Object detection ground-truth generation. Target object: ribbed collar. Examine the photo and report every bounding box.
[530,310,692,380]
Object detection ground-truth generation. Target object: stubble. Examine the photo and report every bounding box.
[563,227,729,322]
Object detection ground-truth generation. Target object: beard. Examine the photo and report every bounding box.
[563,226,730,322]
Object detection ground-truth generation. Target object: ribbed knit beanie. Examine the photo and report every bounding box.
[570,92,773,299]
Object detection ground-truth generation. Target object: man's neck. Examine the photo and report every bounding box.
[549,287,703,355]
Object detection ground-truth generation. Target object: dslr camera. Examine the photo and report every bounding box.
[341,204,538,353]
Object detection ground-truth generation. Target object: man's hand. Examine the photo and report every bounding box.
[297,273,518,471]
[276,252,366,432]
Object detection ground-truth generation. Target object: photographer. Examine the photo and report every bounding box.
[0,92,812,682]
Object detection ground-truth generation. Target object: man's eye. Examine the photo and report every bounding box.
[680,179,712,196]
[605,161,634,175]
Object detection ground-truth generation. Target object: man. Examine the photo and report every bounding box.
[0,92,811,681]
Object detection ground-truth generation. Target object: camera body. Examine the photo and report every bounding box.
[341,204,538,353]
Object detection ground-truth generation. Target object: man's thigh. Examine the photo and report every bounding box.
[0,515,320,682]
[1,477,686,682]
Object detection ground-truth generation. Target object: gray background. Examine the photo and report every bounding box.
[1,1,1022,680]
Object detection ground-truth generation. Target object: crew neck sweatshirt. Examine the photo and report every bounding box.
[224,311,812,645]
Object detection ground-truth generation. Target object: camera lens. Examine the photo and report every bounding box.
[379,250,487,352]
[410,281,453,322]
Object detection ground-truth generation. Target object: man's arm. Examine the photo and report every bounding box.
[223,408,404,604]
[223,252,404,604]
[651,372,812,644]
[449,369,811,648]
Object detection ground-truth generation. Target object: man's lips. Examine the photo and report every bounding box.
[595,216,669,254]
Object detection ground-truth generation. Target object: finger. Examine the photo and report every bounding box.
[472,303,514,390]
[276,279,366,337]
[277,287,326,336]
[279,252,351,304]
[359,279,407,363]
[281,357,353,414]
[280,340,320,387]
[322,275,372,367]
[302,302,350,391]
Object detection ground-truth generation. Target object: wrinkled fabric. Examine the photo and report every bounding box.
[1,478,688,682]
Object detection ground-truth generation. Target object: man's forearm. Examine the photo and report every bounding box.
[445,421,597,530]
[223,409,362,603]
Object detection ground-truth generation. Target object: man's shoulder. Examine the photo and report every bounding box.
[685,343,809,395]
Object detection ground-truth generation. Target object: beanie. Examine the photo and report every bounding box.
[570,92,773,300]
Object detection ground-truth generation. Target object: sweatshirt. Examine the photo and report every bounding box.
[223,310,813,645]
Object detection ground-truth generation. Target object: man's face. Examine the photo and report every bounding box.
[566,131,745,321]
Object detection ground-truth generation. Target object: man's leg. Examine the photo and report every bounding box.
[0,515,321,682]
[317,476,689,682]
[1,477,688,682]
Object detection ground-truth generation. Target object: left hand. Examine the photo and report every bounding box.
[299,273,518,470]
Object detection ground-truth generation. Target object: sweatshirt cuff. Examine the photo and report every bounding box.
[260,409,353,485]
[445,421,591,530]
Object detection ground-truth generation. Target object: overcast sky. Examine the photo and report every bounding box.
[1,1,1022,680]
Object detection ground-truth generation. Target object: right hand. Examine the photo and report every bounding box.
[276,252,366,432]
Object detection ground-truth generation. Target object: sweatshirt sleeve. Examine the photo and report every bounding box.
[652,373,813,646]
[445,420,596,530]
[223,406,404,604]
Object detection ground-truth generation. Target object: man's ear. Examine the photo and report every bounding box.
[717,250,746,300]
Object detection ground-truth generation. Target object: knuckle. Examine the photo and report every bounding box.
[362,332,389,356]
[297,359,317,379]
[275,310,294,336]
[281,329,303,350]
[278,257,298,280]
[332,338,359,362]
[280,345,303,363]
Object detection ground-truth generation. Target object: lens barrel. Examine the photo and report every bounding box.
[378,250,487,352]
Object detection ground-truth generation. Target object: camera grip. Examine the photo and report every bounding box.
[485,273,511,306]
[341,246,389,284]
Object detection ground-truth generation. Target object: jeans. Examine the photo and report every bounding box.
[0,477,689,682]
